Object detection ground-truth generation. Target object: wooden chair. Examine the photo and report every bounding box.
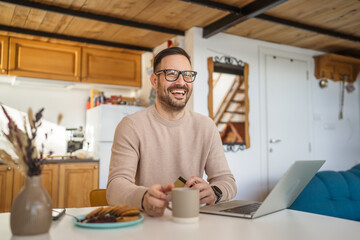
[89,189,109,207]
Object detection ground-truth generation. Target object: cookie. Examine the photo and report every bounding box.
[121,208,140,216]
[116,215,139,222]
[98,206,112,216]
[84,205,140,223]
[101,206,115,215]
[112,205,133,216]
[85,207,104,219]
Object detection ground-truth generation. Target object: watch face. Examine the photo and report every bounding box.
[212,186,222,204]
[212,185,222,195]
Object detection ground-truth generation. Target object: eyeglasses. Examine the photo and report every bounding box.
[155,69,197,83]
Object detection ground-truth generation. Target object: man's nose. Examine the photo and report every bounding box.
[176,73,186,84]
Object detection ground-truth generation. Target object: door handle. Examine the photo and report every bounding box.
[269,139,281,144]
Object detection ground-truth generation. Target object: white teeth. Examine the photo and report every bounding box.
[170,90,185,95]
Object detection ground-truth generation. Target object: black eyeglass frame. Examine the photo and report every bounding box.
[154,69,197,83]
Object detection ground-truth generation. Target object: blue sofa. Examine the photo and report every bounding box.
[289,163,360,221]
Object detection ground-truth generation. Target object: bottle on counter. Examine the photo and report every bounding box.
[96,92,105,106]
[86,97,90,110]
[99,92,105,104]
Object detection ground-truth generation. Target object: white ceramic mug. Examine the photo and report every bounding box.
[169,188,200,223]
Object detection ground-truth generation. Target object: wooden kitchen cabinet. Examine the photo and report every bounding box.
[58,163,99,208]
[0,35,9,75]
[314,53,360,82]
[9,38,81,82]
[1,164,60,212]
[41,164,59,207]
[0,165,14,212]
[12,164,59,208]
[1,34,142,87]
[82,47,141,87]
[0,162,98,212]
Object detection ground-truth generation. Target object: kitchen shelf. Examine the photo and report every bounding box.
[314,53,360,82]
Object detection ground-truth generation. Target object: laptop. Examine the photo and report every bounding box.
[200,160,325,219]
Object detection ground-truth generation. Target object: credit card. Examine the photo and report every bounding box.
[174,176,187,188]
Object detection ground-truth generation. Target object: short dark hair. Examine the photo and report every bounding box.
[153,47,191,73]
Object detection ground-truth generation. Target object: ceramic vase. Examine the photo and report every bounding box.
[10,175,52,236]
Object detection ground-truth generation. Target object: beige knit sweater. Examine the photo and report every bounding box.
[107,105,237,209]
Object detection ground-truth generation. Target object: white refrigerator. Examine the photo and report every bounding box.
[85,104,144,188]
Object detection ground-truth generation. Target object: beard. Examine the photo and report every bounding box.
[156,82,192,111]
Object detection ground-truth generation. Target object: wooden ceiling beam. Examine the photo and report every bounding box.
[0,24,152,52]
[0,0,184,36]
[181,0,240,13]
[185,0,360,43]
[256,14,360,43]
[183,0,286,38]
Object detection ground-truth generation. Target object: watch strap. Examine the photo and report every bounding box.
[211,185,223,204]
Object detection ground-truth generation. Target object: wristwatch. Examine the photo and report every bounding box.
[211,185,223,204]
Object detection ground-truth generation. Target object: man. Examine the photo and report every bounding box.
[107,47,236,217]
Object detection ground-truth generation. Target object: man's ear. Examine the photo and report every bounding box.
[150,73,158,89]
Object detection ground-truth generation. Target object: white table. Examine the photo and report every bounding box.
[0,208,359,240]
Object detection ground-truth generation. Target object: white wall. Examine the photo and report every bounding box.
[0,77,144,128]
[0,105,67,155]
[0,82,88,128]
[185,27,360,201]
[0,76,142,154]
[136,52,154,106]
[312,77,360,169]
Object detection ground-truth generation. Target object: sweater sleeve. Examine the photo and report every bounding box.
[106,117,147,209]
[205,124,237,202]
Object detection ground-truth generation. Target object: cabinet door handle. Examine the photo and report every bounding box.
[94,165,98,169]
[2,69,6,73]
[7,167,12,171]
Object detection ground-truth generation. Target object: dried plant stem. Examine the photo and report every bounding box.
[0,105,45,176]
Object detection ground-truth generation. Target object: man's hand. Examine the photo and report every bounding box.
[142,184,174,217]
[185,176,217,205]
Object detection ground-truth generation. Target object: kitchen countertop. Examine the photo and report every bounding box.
[0,158,99,165]
[44,158,99,163]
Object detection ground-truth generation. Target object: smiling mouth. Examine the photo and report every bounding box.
[170,89,186,98]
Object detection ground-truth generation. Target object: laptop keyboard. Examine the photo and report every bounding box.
[220,203,261,215]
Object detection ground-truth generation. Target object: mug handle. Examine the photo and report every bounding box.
[166,192,172,211]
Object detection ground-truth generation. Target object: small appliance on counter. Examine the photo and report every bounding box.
[66,126,85,154]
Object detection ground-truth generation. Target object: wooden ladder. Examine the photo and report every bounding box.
[214,76,246,126]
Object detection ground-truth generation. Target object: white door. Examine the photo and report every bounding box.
[265,54,312,190]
